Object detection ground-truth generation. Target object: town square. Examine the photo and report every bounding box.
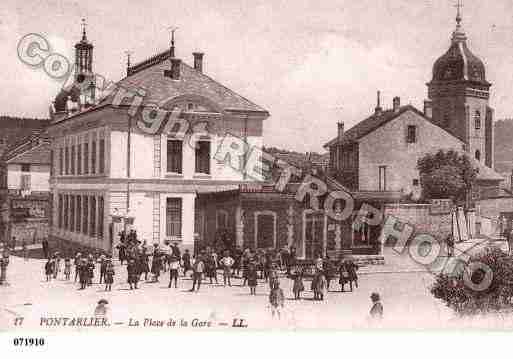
[3,0,513,336]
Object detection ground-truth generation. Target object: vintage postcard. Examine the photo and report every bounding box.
[1,0,513,347]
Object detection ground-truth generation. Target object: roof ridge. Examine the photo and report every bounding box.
[127,48,173,76]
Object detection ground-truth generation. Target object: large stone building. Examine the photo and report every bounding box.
[325,9,503,200]
[47,25,269,253]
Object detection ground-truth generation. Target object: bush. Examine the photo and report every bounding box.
[431,247,513,315]
[417,149,477,203]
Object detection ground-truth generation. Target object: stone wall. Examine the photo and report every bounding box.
[477,197,513,219]
[382,203,452,245]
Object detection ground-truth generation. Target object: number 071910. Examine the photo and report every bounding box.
[13,338,45,346]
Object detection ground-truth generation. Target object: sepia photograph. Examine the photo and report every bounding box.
[1,0,513,352]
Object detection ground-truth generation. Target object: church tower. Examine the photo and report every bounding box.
[74,18,95,106]
[51,19,96,120]
[427,3,494,168]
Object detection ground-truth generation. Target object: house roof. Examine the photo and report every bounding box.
[323,105,456,148]
[473,160,504,182]
[99,49,268,114]
[2,132,51,164]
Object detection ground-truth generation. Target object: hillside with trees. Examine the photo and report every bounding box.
[495,119,513,174]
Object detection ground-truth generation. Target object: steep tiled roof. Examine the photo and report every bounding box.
[3,132,50,164]
[0,117,50,158]
[99,49,268,114]
[324,105,454,148]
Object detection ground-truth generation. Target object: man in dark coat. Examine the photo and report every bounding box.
[127,258,139,290]
[117,243,126,265]
[171,242,181,259]
[151,245,162,282]
[78,259,88,289]
[182,250,191,276]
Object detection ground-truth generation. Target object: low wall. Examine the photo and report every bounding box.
[382,203,452,245]
[477,197,513,219]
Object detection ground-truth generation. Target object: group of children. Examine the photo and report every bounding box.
[44,252,115,291]
[41,245,382,321]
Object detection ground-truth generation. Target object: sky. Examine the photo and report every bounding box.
[1,0,513,152]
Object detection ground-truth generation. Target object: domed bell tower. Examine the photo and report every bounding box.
[74,18,95,107]
[427,2,494,168]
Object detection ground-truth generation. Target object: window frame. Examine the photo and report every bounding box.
[406,125,417,144]
[194,140,211,175]
[474,110,481,130]
[166,197,182,238]
[166,139,183,174]
[99,138,105,174]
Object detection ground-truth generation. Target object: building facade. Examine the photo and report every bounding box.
[47,26,269,254]
[0,134,51,244]
[325,10,503,200]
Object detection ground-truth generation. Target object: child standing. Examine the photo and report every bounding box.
[53,252,61,279]
[168,255,180,288]
[369,292,383,320]
[269,281,285,319]
[127,258,139,290]
[74,253,82,282]
[247,262,258,295]
[94,299,109,318]
[79,259,88,290]
[182,249,191,276]
[219,251,234,287]
[291,269,304,300]
[99,254,107,284]
[22,240,28,261]
[104,259,115,291]
[268,263,279,291]
[44,258,54,281]
[313,270,327,301]
[64,257,71,280]
[87,255,95,286]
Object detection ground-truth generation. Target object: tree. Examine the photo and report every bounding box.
[417,149,477,203]
[431,247,513,315]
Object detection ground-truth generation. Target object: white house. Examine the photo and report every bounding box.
[47,28,269,253]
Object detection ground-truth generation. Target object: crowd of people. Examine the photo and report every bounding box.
[34,230,382,320]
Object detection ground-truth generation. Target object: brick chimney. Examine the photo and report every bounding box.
[164,58,181,80]
[393,96,400,112]
[193,52,204,73]
[424,100,432,118]
[374,91,383,115]
[337,122,344,141]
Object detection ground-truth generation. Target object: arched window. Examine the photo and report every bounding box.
[474,111,481,130]
[475,150,481,161]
